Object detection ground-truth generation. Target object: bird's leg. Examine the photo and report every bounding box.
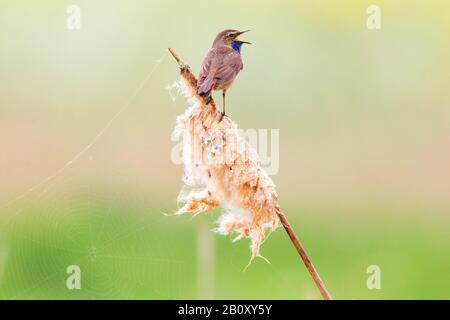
[222,90,226,115]
[220,90,227,121]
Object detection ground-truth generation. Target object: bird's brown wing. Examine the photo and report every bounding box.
[198,48,243,95]
[210,50,243,89]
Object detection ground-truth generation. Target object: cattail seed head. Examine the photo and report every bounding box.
[172,66,280,265]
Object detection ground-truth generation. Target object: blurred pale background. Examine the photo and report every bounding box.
[0,0,449,299]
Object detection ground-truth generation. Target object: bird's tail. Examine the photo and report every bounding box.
[197,77,214,97]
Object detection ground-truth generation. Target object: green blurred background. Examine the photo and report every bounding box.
[0,0,449,299]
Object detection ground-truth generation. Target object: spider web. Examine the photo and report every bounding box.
[0,53,195,299]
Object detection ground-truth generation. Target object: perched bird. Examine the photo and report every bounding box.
[197,29,251,120]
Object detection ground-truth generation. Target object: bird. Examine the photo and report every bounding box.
[197,29,251,120]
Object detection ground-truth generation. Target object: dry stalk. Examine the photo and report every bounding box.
[168,48,332,300]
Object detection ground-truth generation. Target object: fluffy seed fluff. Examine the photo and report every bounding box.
[171,65,280,267]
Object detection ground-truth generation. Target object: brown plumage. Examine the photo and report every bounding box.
[197,29,250,119]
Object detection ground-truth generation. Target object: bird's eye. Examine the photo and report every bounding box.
[228,34,235,38]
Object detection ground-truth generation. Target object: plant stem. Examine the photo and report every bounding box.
[168,48,181,65]
[275,207,332,300]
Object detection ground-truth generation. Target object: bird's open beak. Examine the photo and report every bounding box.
[236,30,251,44]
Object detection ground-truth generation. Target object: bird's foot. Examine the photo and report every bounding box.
[219,112,226,122]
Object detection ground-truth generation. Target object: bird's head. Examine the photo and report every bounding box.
[213,29,251,53]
